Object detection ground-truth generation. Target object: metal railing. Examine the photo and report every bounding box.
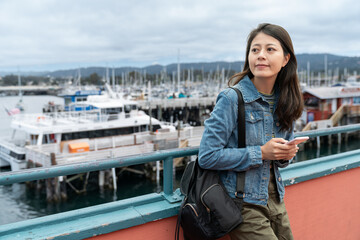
[1,123,360,184]
[0,124,359,239]
[1,123,359,192]
[0,146,198,201]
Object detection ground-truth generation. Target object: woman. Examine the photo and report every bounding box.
[198,23,303,240]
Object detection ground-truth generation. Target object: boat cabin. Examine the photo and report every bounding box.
[59,89,103,111]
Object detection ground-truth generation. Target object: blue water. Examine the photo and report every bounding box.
[0,95,359,225]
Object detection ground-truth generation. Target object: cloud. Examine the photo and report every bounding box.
[0,0,359,71]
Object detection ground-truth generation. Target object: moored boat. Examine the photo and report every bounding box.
[0,91,175,172]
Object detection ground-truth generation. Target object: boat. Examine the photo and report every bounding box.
[0,86,176,171]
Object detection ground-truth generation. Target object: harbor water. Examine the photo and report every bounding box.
[0,95,359,226]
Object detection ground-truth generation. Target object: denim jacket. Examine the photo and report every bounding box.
[198,76,294,206]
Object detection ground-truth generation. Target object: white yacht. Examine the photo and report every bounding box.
[0,86,175,171]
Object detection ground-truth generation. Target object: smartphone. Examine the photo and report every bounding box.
[286,136,309,145]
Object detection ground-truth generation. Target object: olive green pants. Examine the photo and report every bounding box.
[229,169,294,240]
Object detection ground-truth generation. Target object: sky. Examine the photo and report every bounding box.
[0,0,359,72]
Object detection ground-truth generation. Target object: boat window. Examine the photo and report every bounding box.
[124,105,132,113]
[95,130,104,138]
[118,127,134,135]
[78,131,89,139]
[9,151,25,160]
[103,108,122,114]
[62,133,73,141]
[134,126,140,133]
[131,104,137,110]
[153,124,161,132]
[104,129,117,137]
[76,97,87,102]
[141,125,148,131]
[72,132,80,140]
[30,134,38,145]
[88,131,96,138]
[42,135,47,144]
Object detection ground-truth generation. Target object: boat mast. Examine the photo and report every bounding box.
[77,69,81,90]
[17,68,22,99]
[307,61,311,87]
[112,67,115,91]
[177,49,180,93]
[324,54,328,86]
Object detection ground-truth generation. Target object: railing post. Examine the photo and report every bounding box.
[163,156,173,196]
[162,156,182,203]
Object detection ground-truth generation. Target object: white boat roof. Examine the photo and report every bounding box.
[303,86,360,99]
[84,95,138,108]
[11,110,161,135]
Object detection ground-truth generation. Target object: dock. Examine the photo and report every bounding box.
[0,85,61,95]
[137,97,217,125]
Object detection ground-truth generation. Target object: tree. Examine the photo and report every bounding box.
[85,73,102,85]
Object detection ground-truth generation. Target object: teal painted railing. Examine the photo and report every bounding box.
[0,124,360,239]
[1,124,359,186]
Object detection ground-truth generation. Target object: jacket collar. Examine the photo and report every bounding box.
[235,75,262,103]
[235,75,280,105]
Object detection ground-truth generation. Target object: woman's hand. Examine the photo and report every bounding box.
[261,138,299,161]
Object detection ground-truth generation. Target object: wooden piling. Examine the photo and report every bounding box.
[46,153,61,202]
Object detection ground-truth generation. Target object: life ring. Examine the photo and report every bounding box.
[37,116,46,122]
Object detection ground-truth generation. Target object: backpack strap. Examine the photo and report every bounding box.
[230,87,246,199]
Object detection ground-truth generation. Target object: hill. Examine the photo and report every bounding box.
[2,54,359,78]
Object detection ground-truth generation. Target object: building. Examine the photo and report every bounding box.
[303,86,360,122]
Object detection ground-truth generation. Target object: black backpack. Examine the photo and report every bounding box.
[176,87,246,240]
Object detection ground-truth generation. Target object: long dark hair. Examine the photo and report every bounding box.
[229,23,303,131]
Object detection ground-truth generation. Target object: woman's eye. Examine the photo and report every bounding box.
[251,48,258,53]
[267,48,275,52]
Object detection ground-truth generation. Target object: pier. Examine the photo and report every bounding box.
[0,86,61,95]
[137,97,217,126]
[0,124,359,239]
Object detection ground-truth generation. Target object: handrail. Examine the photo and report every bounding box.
[296,123,360,137]
[0,147,198,197]
[1,124,360,187]
[0,124,360,239]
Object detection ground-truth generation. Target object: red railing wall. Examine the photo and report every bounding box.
[90,167,360,240]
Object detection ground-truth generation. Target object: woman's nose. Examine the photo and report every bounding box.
[257,49,266,59]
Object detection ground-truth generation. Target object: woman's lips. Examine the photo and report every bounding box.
[255,64,269,69]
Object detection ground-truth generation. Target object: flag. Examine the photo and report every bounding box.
[4,106,21,116]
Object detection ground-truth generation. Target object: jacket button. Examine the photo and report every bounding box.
[278,177,281,181]
[276,122,280,127]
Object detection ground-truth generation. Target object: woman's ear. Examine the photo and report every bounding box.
[282,53,290,67]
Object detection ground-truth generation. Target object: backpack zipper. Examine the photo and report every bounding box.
[184,203,198,217]
[200,183,220,213]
